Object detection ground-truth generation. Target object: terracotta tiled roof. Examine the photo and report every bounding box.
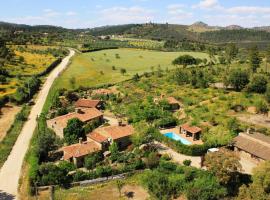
[75,99,101,108]
[181,123,201,134]
[48,108,103,128]
[166,97,180,105]
[87,125,134,141]
[61,141,101,160]
[88,131,108,143]
[233,133,270,160]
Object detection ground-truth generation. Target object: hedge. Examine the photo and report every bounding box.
[152,129,210,156]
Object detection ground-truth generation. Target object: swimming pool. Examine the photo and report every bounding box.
[164,132,192,145]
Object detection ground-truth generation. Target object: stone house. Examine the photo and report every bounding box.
[60,139,101,167]
[47,108,103,138]
[87,124,134,150]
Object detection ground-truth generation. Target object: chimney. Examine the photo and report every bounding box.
[79,137,83,144]
[118,120,122,126]
[76,108,84,114]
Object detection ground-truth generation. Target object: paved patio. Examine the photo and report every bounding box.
[160,126,203,145]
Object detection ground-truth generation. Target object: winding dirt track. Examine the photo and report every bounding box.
[0,49,75,199]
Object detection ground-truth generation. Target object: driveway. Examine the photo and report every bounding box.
[0,49,75,199]
[155,142,202,168]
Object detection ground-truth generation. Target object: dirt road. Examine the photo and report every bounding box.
[0,49,75,199]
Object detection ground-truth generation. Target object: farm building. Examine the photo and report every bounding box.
[233,132,270,164]
[75,99,103,109]
[180,124,202,141]
[47,108,103,138]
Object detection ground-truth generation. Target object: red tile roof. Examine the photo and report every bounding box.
[181,123,201,134]
[87,125,134,142]
[61,141,101,160]
[166,97,180,105]
[48,108,103,128]
[75,99,101,108]
[88,131,108,143]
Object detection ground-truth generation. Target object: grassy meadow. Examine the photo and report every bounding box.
[55,48,209,89]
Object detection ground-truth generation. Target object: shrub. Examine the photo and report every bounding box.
[95,166,113,177]
[145,152,160,169]
[183,159,192,166]
[248,74,268,93]
[84,152,103,170]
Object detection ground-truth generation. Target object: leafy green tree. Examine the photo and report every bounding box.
[174,69,190,85]
[172,55,197,68]
[63,118,85,145]
[186,175,227,200]
[145,152,160,169]
[265,84,270,103]
[109,142,119,162]
[116,180,125,197]
[249,46,262,73]
[225,43,238,63]
[228,69,249,91]
[205,149,242,185]
[248,74,268,93]
[84,152,103,170]
[120,68,126,75]
[58,161,76,173]
[203,126,233,146]
[13,87,28,103]
[142,170,171,200]
[38,163,71,186]
[256,100,269,114]
[131,121,153,147]
[69,76,76,89]
[36,132,59,162]
[132,73,140,81]
[237,161,270,200]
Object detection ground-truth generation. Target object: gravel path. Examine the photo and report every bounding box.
[0,49,75,199]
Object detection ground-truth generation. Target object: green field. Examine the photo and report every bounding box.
[56,48,209,89]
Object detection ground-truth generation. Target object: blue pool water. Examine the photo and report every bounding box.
[164,132,192,145]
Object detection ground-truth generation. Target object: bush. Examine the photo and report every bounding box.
[95,166,113,177]
[84,152,103,170]
[37,163,72,187]
[73,171,92,182]
[248,74,268,93]
[183,159,192,166]
[145,152,160,169]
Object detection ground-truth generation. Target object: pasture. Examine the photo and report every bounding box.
[55,48,209,89]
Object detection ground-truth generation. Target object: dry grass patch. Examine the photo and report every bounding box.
[0,104,21,141]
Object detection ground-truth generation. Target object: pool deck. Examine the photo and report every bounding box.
[160,127,203,145]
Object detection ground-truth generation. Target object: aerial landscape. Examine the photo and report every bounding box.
[1,0,270,199]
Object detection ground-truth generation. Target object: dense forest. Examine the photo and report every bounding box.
[1,21,270,48]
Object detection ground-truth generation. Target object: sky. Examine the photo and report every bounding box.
[1,0,270,28]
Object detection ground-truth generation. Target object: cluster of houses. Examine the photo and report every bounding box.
[46,94,270,172]
[47,98,134,167]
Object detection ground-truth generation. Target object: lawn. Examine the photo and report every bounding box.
[55,48,209,89]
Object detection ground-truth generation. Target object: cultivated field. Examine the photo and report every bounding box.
[55,48,209,89]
